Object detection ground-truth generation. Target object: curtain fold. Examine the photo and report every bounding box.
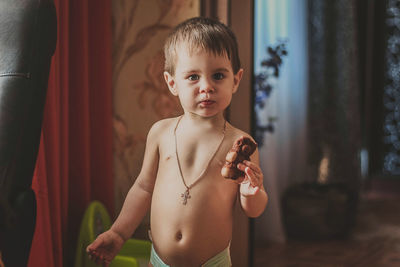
[28,0,113,266]
[253,0,308,243]
[307,0,361,188]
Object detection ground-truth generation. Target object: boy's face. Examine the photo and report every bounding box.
[164,43,243,118]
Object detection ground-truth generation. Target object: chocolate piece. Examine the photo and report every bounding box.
[221,136,257,180]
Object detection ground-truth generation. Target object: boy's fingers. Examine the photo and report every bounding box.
[244,167,258,187]
[87,237,102,252]
[237,163,246,171]
[236,163,261,187]
[244,167,259,187]
[243,160,262,175]
[88,250,102,265]
[237,161,263,188]
[238,161,262,177]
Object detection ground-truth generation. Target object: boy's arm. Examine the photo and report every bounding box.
[110,121,161,240]
[86,121,162,265]
[238,149,268,218]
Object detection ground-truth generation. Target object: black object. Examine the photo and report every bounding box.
[281,182,358,240]
[0,0,57,266]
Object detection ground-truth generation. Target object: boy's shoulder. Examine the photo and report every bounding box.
[148,116,180,138]
[225,122,256,144]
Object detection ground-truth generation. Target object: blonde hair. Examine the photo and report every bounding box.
[164,17,241,76]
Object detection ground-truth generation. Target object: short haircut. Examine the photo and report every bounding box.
[164,17,241,76]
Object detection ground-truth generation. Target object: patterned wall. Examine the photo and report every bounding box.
[112,0,199,237]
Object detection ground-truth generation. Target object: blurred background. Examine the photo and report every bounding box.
[1,0,398,266]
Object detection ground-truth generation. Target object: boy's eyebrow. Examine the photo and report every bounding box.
[182,69,200,75]
[182,68,230,75]
[213,68,230,73]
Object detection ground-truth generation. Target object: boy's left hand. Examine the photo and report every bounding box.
[236,160,263,196]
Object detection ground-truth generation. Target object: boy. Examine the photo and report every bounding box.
[87,17,268,267]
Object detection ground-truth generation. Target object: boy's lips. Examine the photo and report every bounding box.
[199,99,215,107]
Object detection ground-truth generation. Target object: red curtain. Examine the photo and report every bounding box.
[28,0,114,266]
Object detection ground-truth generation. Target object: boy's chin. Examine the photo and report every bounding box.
[187,110,223,118]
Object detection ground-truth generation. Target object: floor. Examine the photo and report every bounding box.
[254,186,400,267]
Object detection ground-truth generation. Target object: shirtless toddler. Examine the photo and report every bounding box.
[87,17,268,267]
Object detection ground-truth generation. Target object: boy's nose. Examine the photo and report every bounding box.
[199,80,214,94]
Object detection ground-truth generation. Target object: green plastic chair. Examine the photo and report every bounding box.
[74,201,151,267]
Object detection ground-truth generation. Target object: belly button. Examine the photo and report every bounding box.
[175,231,182,241]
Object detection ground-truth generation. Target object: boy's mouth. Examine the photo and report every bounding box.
[199,99,215,107]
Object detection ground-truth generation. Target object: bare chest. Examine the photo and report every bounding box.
[155,132,237,202]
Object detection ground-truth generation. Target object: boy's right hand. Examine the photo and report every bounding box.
[86,229,125,267]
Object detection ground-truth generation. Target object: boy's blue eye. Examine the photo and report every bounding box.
[213,73,224,80]
[188,74,199,81]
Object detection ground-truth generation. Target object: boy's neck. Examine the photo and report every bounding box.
[181,112,226,131]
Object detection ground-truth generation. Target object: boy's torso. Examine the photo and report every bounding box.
[149,117,245,266]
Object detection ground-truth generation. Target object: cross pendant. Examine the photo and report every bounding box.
[181,188,191,205]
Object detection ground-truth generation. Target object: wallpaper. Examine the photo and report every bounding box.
[112,0,199,237]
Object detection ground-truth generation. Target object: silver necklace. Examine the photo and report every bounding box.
[174,116,226,205]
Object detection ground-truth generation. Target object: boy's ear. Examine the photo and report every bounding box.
[164,71,178,96]
[232,68,244,94]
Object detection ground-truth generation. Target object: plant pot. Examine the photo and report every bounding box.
[281,182,358,240]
